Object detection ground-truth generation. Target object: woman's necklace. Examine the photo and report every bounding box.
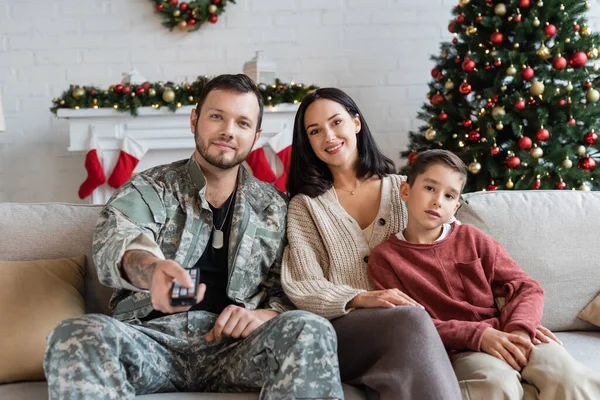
[334,179,365,196]
[212,188,236,250]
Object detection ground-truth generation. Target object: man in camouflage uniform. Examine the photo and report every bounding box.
[44,74,343,400]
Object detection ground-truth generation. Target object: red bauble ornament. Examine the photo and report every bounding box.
[521,67,534,81]
[187,18,196,26]
[431,67,440,78]
[544,24,557,38]
[518,136,533,150]
[122,86,131,94]
[578,156,597,171]
[568,118,577,125]
[552,56,567,70]
[156,4,164,11]
[463,119,472,127]
[491,146,501,155]
[494,59,502,67]
[141,81,152,90]
[452,37,458,44]
[212,0,221,3]
[454,56,461,64]
[584,131,598,145]
[559,99,566,106]
[574,24,580,31]
[491,95,499,103]
[179,2,189,11]
[468,131,481,141]
[506,156,521,168]
[519,0,530,7]
[89,89,97,96]
[462,58,476,72]
[487,184,498,191]
[490,32,503,45]
[557,180,566,190]
[536,128,550,141]
[459,82,472,94]
[114,84,124,93]
[169,0,178,4]
[135,87,145,95]
[570,52,588,68]
[476,15,483,23]
[408,152,418,164]
[532,179,541,190]
[514,15,522,22]
[457,15,465,24]
[585,81,593,89]
[430,94,444,105]
[568,98,572,105]
[515,99,526,110]
[448,21,456,33]
[439,112,448,121]
[485,63,491,71]
[209,15,218,23]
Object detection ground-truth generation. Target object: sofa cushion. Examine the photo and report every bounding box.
[458,191,600,332]
[579,294,600,327]
[0,257,85,383]
[0,202,112,315]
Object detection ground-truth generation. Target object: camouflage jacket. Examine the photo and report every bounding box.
[93,156,293,322]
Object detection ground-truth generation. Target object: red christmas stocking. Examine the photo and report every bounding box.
[78,133,106,199]
[107,136,148,188]
[269,127,293,192]
[247,146,276,183]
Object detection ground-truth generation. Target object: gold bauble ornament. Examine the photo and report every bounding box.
[506,65,517,76]
[178,20,188,30]
[562,158,573,169]
[594,64,600,72]
[466,26,478,36]
[441,50,448,58]
[173,10,181,17]
[587,89,600,103]
[445,80,455,90]
[565,38,571,44]
[586,1,591,9]
[537,0,543,6]
[188,96,194,102]
[581,25,592,37]
[496,122,504,130]
[530,146,543,159]
[60,100,65,105]
[445,94,453,101]
[459,0,470,5]
[532,17,540,27]
[577,145,587,156]
[425,128,437,141]
[501,85,507,92]
[506,179,514,189]
[452,134,458,139]
[537,45,551,60]
[494,3,507,16]
[514,43,520,49]
[72,87,85,99]
[162,89,176,103]
[148,88,157,97]
[530,81,545,96]
[491,106,506,119]
[208,4,218,14]
[579,183,591,191]
[589,48,599,59]
[468,162,482,174]
[566,82,573,92]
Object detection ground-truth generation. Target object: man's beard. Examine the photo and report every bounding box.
[196,138,252,170]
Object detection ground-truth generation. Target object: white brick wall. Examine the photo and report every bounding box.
[1,0,599,202]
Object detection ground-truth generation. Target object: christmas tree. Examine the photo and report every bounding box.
[402,0,600,192]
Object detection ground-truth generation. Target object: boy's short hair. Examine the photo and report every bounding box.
[407,150,468,189]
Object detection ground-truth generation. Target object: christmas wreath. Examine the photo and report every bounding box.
[50,77,318,116]
[152,0,234,32]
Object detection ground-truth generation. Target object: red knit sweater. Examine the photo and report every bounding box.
[368,223,544,352]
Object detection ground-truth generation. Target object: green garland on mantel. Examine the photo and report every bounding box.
[50,76,318,116]
[152,0,234,32]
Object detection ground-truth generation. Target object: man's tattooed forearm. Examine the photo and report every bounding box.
[123,251,158,289]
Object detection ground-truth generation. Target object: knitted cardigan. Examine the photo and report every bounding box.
[281,174,408,319]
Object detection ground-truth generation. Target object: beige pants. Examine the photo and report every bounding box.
[452,342,600,400]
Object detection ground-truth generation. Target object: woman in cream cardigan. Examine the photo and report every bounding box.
[281,88,461,400]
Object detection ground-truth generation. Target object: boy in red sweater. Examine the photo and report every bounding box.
[368,150,600,400]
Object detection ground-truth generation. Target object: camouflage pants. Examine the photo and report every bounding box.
[44,310,343,400]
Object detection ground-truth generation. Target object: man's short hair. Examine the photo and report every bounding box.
[195,74,264,131]
[407,149,468,189]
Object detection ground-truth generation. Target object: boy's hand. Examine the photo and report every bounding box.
[509,329,534,360]
[205,307,278,342]
[347,289,423,310]
[534,326,563,346]
[480,327,533,371]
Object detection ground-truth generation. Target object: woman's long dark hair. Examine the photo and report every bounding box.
[287,88,396,198]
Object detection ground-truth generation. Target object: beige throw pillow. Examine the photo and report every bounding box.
[0,256,85,383]
[578,293,600,327]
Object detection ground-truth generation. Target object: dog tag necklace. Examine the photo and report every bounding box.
[212,188,236,250]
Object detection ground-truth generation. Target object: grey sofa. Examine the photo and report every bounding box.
[1,190,599,399]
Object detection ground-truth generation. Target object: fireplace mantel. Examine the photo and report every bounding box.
[58,104,298,204]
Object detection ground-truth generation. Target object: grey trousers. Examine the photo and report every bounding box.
[331,307,462,400]
[44,310,343,400]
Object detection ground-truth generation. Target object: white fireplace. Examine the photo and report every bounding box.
[58,104,298,204]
